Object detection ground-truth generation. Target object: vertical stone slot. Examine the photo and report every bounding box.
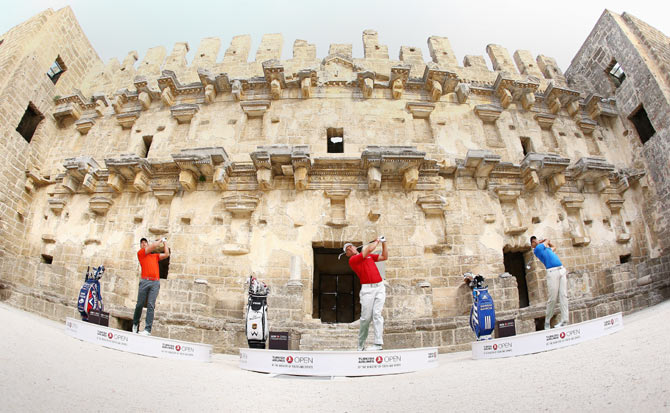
[16,103,44,143]
[504,251,529,308]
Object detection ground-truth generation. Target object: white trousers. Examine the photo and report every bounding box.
[545,266,569,326]
[359,283,386,349]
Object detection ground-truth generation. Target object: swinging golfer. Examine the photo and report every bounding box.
[531,236,569,329]
[132,237,170,336]
[344,237,388,351]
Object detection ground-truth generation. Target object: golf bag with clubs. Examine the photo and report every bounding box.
[245,275,270,349]
[77,265,105,321]
[464,272,495,340]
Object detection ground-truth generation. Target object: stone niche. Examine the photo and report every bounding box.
[221,193,260,255]
[561,195,590,246]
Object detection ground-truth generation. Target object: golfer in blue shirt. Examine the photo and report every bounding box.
[531,236,569,329]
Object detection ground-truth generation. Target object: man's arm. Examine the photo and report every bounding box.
[542,239,556,252]
[144,239,162,254]
[158,240,170,261]
[361,240,380,258]
[378,239,388,262]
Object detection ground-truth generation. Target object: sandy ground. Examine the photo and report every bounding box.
[1,301,669,413]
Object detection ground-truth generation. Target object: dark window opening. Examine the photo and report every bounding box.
[520,137,532,156]
[47,56,66,84]
[0,39,4,47]
[535,317,546,331]
[16,103,44,143]
[606,60,626,88]
[141,135,153,158]
[504,251,529,308]
[619,254,631,264]
[629,105,655,144]
[327,128,344,153]
[313,247,360,323]
[41,254,53,264]
[155,248,170,279]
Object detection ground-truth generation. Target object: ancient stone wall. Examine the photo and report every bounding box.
[1,7,668,353]
[566,10,670,253]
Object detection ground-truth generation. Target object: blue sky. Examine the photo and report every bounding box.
[2,0,669,72]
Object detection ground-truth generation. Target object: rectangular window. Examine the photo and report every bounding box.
[16,103,44,143]
[327,127,344,153]
[606,59,626,88]
[629,105,655,144]
[520,137,532,156]
[47,56,66,84]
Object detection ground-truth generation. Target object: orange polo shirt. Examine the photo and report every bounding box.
[137,248,160,280]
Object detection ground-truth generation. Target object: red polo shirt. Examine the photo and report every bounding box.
[138,248,160,280]
[348,253,382,284]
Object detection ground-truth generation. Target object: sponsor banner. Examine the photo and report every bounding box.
[239,347,438,377]
[64,318,211,362]
[472,312,624,359]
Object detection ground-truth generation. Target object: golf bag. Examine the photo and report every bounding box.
[77,265,105,321]
[245,276,269,349]
[465,273,496,340]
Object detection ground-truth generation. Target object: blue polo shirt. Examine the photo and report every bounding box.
[534,243,562,269]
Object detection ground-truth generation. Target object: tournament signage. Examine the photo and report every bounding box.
[472,312,623,359]
[239,347,438,376]
[64,317,212,362]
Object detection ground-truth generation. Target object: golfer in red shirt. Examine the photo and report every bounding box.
[344,237,388,351]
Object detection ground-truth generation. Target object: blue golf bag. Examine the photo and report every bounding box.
[77,266,105,321]
[465,273,496,340]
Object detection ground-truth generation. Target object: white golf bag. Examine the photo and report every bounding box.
[245,276,269,349]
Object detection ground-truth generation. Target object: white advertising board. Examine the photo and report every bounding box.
[64,317,212,362]
[239,347,438,377]
[472,312,624,359]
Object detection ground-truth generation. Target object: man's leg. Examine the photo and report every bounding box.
[545,269,560,329]
[557,268,569,325]
[358,286,374,350]
[371,285,386,346]
[132,279,149,330]
[143,280,161,333]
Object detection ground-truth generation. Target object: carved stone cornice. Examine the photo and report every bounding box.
[104,155,153,193]
[543,82,581,114]
[570,157,615,192]
[585,94,618,120]
[250,145,312,191]
[157,70,204,97]
[89,196,113,215]
[297,69,317,98]
[62,156,102,193]
[520,153,570,191]
[416,194,446,216]
[406,102,435,119]
[170,103,199,124]
[222,193,261,218]
[474,104,503,123]
[390,65,410,99]
[198,68,231,94]
[172,147,232,191]
[493,73,539,110]
[263,59,286,100]
[459,149,501,189]
[115,110,141,129]
[240,100,271,117]
[357,70,375,98]
[423,63,459,101]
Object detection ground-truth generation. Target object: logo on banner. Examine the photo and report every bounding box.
[358,355,402,369]
[95,329,128,346]
[482,342,512,355]
[427,351,438,362]
[546,328,581,346]
[161,343,195,356]
[271,355,313,369]
[604,317,620,330]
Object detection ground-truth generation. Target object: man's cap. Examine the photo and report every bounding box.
[343,242,354,252]
[140,237,148,243]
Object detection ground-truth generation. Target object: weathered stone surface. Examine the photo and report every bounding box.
[0,9,668,357]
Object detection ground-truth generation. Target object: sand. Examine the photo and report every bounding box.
[1,300,669,412]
